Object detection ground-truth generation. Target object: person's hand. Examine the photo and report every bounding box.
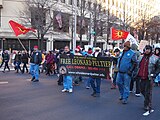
[127,70,132,76]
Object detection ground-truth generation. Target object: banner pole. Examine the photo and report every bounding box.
[17,37,27,51]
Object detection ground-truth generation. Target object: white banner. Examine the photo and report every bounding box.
[125,34,138,46]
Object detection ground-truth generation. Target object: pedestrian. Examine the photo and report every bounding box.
[130,44,141,97]
[30,46,42,82]
[154,47,160,86]
[57,49,64,85]
[111,48,120,89]
[14,51,22,73]
[135,45,158,115]
[61,46,74,93]
[0,50,5,68]
[1,50,10,72]
[85,48,93,89]
[41,51,46,73]
[45,51,54,76]
[90,47,102,97]
[116,41,137,104]
[73,48,82,86]
[21,51,29,73]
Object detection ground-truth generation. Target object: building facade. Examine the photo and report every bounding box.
[0,0,159,51]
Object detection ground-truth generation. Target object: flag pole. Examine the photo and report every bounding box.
[17,37,27,51]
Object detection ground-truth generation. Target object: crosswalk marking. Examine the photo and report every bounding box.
[0,82,9,84]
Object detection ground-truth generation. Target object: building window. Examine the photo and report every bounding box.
[68,0,72,5]
[83,1,86,8]
[98,4,101,12]
[88,2,91,10]
[61,0,65,3]
[30,7,46,28]
[77,0,79,7]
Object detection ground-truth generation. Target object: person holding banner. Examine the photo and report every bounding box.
[61,46,74,93]
[116,41,137,104]
[30,46,42,82]
[90,47,102,97]
[85,48,93,89]
[111,48,120,89]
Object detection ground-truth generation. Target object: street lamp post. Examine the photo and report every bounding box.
[73,0,77,50]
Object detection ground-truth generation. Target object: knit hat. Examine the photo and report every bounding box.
[145,45,152,51]
[34,45,38,49]
[88,49,92,54]
[124,41,131,48]
[75,48,80,52]
[114,48,120,53]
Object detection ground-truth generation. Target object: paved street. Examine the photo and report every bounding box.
[0,71,160,120]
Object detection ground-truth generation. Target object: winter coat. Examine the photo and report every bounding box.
[3,53,10,62]
[155,57,160,76]
[21,53,29,64]
[135,54,159,80]
[14,54,22,62]
[117,49,137,73]
[30,51,42,64]
[46,54,54,64]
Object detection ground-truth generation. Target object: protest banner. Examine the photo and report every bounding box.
[138,40,149,53]
[59,55,111,78]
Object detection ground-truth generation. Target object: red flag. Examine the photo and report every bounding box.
[111,27,129,40]
[9,20,35,36]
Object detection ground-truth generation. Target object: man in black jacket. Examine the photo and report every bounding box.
[30,46,42,82]
[1,50,10,72]
[21,51,29,73]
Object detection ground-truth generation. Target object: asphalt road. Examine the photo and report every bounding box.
[0,71,160,120]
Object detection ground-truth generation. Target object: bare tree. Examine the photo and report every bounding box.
[146,16,160,43]
[20,0,58,50]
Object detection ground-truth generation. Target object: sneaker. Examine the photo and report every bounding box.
[95,93,100,97]
[111,84,116,89]
[73,83,79,86]
[69,89,73,93]
[129,91,134,93]
[122,99,128,104]
[91,92,96,97]
[119,97,123,100]
[86,86,90,89]
[135,93,141,97]
[31,77,35,81]
[143,110,154,116]
[33,79,39,82]
[62,89,68,92]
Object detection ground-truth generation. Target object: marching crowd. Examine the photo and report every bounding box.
[0,41,160,115]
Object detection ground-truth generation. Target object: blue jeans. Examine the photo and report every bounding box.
[63,76,73,90]
[30,64,40,80]
[116,73,131,100]
[86,77,91,87]
[155,73,160,83]
[90,78,101,93]
[15,62,21,71]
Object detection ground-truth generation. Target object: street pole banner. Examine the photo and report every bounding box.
[59,55,111,78]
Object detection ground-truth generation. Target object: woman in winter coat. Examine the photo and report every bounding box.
[45,51,54,76]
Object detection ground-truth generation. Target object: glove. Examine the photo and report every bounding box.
[127,70,132,76]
